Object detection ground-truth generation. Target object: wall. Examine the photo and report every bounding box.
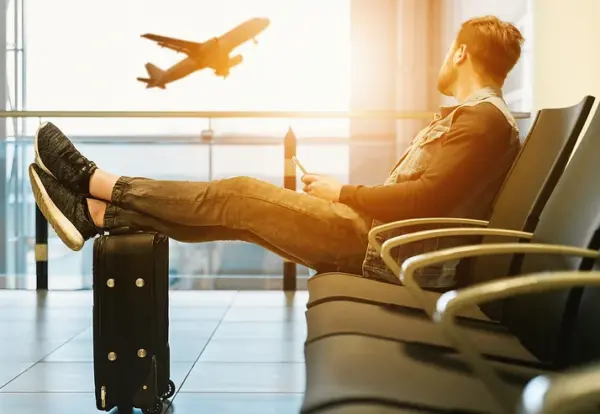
[395,0,442,157]
[438,0,530,108]
[349,0,580,185]
[436,0,534,136]
[532,0,600,112]
[349,0,398,185]
[348,0,600,187]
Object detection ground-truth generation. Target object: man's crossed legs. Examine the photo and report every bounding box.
[29,122,371,274]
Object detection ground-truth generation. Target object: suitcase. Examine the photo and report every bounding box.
[92,232,175,414]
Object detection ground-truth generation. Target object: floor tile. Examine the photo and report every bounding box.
[0,291,93,308]
[0,363,96,393]
[213,321,307,340]
[0,306,92,322]
[70,327,93,341]
[0,393,97,414]
[0,290,309,412]
[0,321,89,341]
[169,306,228,321]
[223,307,306,323]
[231,291,309,308]
[169,291,236,307]
[199,339,304,362]
[0,363,35,388]
[0,339,67,362]
[44,337,211,363]
[0,362,193,393]
[41,341,93,363]
[181,362,305,393]
[169,320,221,338]
[70,321,222,341]
[169,337,212,362]
[170,393,303,414]
[0,393,174,414]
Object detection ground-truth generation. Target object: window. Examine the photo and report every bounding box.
[502,1,534,112]
[3,0,352,289]
[24,0,351,136]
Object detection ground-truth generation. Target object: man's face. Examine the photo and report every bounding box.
[437,41,460,96]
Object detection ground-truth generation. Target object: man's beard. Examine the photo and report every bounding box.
[437,66,457,97]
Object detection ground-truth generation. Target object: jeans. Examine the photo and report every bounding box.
[103,176,372,274]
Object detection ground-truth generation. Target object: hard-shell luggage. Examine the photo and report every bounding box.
[92,232,175,413]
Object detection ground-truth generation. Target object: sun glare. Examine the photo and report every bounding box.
[24,0,351,136]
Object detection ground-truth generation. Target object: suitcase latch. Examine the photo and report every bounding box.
[101,385,106,408]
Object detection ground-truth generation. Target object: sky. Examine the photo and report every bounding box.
[21,0,352,136]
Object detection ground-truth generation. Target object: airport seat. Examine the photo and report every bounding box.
[305,96,596,316]
[304,405,422,414]
[302,268,600,414]
[301,103,600,413]
[303,99,600,368]
[518,361,600,413]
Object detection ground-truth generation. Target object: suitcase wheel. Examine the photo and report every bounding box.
[142,399,164,414]
[161,379,176,400]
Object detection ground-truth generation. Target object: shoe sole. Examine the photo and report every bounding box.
[34,122,57,179]
[29,164,84,251]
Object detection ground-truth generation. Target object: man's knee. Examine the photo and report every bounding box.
[221,176,272,193]
[209,176,271,199]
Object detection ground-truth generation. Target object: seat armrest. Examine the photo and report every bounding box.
[434,270,600,414]
[380,227,533,279]
[394,242,597,316]
[518,361,600,414]
[368,218,489,254]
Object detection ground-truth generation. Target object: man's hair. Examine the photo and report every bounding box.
[456,15,524,84]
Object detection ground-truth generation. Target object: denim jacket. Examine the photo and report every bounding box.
[362,87,520,288]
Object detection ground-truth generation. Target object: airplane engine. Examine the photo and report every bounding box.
[228,54,243,68]
[214,55,244,78]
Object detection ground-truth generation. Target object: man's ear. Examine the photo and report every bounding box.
[453,44,468,65]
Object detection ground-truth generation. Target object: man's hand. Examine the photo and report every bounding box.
[301,174,343,202]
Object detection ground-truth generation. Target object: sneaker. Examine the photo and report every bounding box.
[29,163,101,251]
[34,122,98,196]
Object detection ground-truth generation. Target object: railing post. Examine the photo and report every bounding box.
[35,206,48,290]
[283,127,297,291]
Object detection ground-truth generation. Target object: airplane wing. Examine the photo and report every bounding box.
[141,33,202,54]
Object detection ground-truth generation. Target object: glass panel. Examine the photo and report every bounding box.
[24,0,351,135]
[0,138,35,288]
[0,120,352,290]
[5,50,16,137]
[23,117,212,139]
[1,0,535,291]
[5,0,15,48]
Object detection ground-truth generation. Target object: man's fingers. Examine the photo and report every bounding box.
[301,174,319,184]
[303,182,317,195]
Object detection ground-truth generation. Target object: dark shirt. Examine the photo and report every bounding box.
[338,102,515,222]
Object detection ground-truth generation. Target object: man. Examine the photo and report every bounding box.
[29,15,524,288]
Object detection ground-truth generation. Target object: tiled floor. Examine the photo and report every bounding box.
[0,290,308,413]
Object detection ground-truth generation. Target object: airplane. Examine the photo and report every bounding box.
[137,17,270,89]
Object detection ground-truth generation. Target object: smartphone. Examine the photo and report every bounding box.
[292,156,308,175]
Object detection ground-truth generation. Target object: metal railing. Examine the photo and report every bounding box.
[0,109,532,291]
[0,110,532,119]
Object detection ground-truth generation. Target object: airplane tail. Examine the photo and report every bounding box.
[137,63,166,89]
[145,62,165,79]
